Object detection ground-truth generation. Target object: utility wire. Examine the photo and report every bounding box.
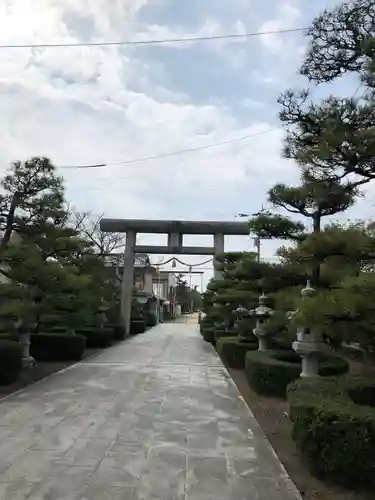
[0,27,306,50]
[60,127,283,169]
[60,79,366,170]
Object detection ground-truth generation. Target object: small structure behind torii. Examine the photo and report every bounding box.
[100,218,249,335]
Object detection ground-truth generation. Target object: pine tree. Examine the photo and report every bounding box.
[277,0,375,187]
[249,172,356,285]
[0,157,64,259]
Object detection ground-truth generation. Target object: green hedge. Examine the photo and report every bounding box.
[288,377,375,489]
[214,329,233,343]
[199,317,212,336]
[50,324,124,343]
[75,327,114,348]
[31,333,86,361]
[202,326,215,344]
[245,350,349,399]
[0,340,22,385]
[110,324,127,341]
[217,336,258,369]
[0,333,16,341]
[48,326,67,334]
[130,320,146,335]
[145,313,157,327]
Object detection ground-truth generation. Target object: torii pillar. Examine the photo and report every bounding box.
[121,230,136,335]
[213,233,225,280]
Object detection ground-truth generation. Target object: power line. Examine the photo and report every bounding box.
[0,27,306,50]
[60,127,283,169]
[60,78,365,171]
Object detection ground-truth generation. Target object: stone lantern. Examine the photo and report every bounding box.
[15,318,35,369]
[233,304,249,334]
[292,280,325,378]
[234,304,249,320]
[251,293,274,351]
[98,301,108,330]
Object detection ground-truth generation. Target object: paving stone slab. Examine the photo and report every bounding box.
[0,319,301,500]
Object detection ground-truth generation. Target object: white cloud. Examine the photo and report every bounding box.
[258,1,302,54]
[1,0,356,289]
[242,98,266,109]
[0,2,293,200]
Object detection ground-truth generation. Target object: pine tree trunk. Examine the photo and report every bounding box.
[312,212,321,287]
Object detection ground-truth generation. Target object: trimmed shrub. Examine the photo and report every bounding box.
[245,350,349,399]
[111,324,127,341]
[268,337,295,351]
[287,377,375,489]
[0,340,22,385]
[145,312,157,327]
[217,336,258,369]
[30,333,86,361]
[318,356,350,377]
[0,333,16,341]
[76,327,114,348]
[49,326,67,334]
[202,326,215,344]
[214,329,231,343]
[199,316,212,336]
[130,320,146,335]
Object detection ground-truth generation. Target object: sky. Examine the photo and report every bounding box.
[0,0,369,289]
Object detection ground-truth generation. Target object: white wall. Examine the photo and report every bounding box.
[144,272,154,294]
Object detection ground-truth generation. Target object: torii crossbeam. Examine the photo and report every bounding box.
[100,218,249,335]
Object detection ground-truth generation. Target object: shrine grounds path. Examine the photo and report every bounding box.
[0,315,302,500]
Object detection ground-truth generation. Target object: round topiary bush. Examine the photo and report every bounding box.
[0,340,22,385]
[217,336,258,369]
[245,350,349,399]
[287,376,375,489]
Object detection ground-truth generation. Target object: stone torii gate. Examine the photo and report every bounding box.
[100,218,249,335]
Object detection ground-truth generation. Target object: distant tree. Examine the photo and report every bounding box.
[70,209,125,256]
[175,273,202,313]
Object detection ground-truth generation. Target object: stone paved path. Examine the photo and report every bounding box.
[0,318,301,500]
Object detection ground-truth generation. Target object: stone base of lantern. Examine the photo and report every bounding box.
[292,340,325,378]
[19,333,35,370]
[22,355,36,369]
[253,328,269,351]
